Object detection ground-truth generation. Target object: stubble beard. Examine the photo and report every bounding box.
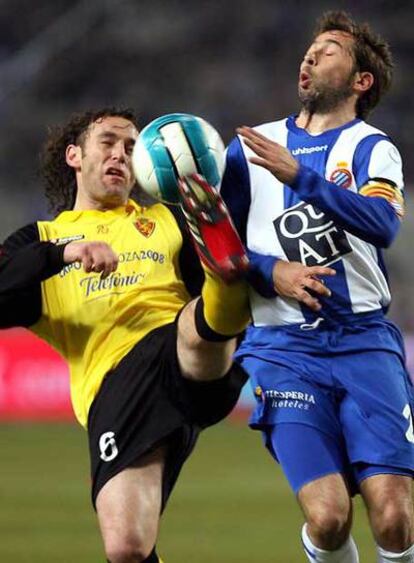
[299,77,355,115]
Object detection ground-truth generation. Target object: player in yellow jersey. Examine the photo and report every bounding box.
[0,107,333,563]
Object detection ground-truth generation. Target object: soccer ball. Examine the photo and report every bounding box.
[132,113,225,204]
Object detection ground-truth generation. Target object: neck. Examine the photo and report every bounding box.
[296,102,358,135]
[73,191,127,212]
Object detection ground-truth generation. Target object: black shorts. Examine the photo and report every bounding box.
[88,321,247,508]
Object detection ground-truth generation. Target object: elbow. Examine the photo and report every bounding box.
[381,233,395,249]
[376,222,400,249]
[378,202,402,248]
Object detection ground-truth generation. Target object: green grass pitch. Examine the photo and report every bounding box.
[0,421,376,562]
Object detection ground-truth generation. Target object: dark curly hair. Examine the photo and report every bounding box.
[39,107,140,215]
[313,11,393,119]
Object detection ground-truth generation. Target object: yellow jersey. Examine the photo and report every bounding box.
[31,200,194,427]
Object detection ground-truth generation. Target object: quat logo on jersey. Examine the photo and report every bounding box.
[273,202,352,267]
[134,217,156,238]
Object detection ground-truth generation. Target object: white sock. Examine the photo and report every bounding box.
[377,543,414,562]
[301,524,359,562]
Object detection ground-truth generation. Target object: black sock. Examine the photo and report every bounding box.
[143,547,160,562]
[107,547,160,563]
[194,297,236,342]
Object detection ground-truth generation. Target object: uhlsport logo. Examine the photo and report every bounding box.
[291,144,328,156]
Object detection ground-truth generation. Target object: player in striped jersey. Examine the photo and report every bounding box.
[221,11,414,563]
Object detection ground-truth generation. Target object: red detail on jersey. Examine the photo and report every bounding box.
[134,218,156,238]
[329,168,353,189]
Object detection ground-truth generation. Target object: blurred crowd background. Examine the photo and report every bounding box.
[0,0,413,329]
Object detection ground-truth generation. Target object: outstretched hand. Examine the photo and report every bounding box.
[63,241,119,279]
[237,126,299,185]
[273,260,336,312]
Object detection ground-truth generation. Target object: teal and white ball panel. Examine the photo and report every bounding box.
[176,114,225,187]
[198,117,226,183]
[160,121,200,179]
[132,138,165,201]
[132,113,225,204]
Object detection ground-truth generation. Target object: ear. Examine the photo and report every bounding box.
[66,144,82,170]
[354,71,374,94]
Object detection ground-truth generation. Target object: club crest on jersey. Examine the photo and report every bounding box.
[134,218,156,238]
[329,167,353,189]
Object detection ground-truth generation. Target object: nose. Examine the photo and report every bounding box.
[304,51,316,66]
[111,142,127,163]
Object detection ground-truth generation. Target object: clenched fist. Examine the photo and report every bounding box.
[63,241,119,279]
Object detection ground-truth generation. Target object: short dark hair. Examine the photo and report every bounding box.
[313,11,393,119]
[39,107,139,214]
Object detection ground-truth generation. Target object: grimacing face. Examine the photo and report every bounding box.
[298,30,358,114]
[77,115,138,207]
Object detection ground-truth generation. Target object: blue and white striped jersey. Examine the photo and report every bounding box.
[221,115,404,327]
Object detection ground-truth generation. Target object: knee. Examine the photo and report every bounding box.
[307,505,352,550]
[105,537,153,563]
[372,502,414,552]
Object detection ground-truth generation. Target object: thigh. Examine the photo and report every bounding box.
[96,444,166,555]
[337,350,414,471]
[177,299,237,381]
[88,324,198,508]
[172,306,249,429]
[360,473,413,512]
[298,473,352,522]
[266,423,352,532]
[359,473,414,544]
[243,356,342,435]
[266,423,352,495]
